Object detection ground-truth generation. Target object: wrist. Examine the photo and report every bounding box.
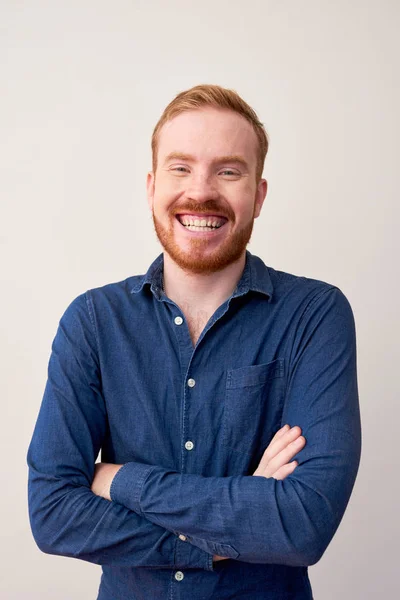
[91,462,124,501]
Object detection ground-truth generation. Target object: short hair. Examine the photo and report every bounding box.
[151,84,269,182]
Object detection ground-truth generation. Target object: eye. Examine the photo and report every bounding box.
[170,166,189,174]
[220,169,240,177]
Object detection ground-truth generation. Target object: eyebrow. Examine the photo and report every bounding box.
[163,152,250,170]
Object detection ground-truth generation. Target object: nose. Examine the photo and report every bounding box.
[185,173,219,203]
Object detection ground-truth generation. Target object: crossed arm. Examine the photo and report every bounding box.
[91,424,307,563]
[91,424,305,501]
[27,287,361,569]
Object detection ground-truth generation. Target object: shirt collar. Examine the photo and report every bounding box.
[130,254,164,297]
[234,251,273,301]
[130,251,273,302]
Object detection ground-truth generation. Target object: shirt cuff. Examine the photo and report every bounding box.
[110,461,155,515]
[175,535,214,572]
[110,462,213,571]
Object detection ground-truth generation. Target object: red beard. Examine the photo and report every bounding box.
[152,199,256,275]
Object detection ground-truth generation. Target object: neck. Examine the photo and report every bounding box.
[162,252,246,312]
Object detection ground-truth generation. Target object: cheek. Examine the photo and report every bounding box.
[154,179,185,205]
[231,188,257,219]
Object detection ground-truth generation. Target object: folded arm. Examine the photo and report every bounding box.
[109,287,362,566]
[27,294,212,570]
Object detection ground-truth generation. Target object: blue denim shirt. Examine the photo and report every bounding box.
[27,251,361,600]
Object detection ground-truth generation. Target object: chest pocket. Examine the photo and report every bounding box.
[222,358,285,455]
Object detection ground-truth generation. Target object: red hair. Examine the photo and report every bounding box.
[151,84,269,182]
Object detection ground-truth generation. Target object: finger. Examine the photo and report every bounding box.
[255,434,305,478]
[270,461,298,481]
[269,424,290,444]
[258,426,302,469]
[264,436,305,476]
[268,426,302,454]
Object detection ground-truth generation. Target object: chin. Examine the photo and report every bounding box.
[153,217,254,275]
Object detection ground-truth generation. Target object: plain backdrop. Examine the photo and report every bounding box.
[1,1,399,598]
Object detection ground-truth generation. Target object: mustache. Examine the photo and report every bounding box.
[170,199,235,221]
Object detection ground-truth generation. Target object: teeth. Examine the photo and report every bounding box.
[178,215,225,228]
[184,225,217,231]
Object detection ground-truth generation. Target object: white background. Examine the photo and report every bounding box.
[1,1,399,598]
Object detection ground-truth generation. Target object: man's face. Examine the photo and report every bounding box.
[147,107,267,274]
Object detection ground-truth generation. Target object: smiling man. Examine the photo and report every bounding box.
[27,84,361,600]
[148,101,268,346]
[150,105,265,277]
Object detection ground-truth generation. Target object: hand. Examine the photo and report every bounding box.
[91,462,124,501]
[252,424,306,479]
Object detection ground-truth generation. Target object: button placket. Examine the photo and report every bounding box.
[184,379,196,461]
[181,345,200,473]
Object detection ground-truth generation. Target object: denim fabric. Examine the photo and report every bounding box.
[27,251,361,599]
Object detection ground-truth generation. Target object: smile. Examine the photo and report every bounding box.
[176,214,228,232]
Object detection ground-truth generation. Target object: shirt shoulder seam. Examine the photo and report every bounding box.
[85,290,100,355]
[298,284,339,327]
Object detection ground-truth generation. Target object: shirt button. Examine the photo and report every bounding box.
[174,316,183,325]
[175,571,184,581]
[187,378,196,388]
[178,534,187,541]
[184,440,194,451]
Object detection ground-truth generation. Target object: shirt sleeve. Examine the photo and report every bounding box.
[110,286,362,566]
[27,293,212,571]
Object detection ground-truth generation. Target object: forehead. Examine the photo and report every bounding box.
[157,107,258,164]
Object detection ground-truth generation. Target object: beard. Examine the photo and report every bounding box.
[152,199,256,275]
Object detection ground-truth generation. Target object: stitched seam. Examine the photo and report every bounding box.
[110,463,156,516]
[134,466,157,516]
[109,462,131,502]
[302,285,338,319]
[282,285,338,412]
[85,290,100,354]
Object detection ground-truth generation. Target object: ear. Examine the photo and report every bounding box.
[254,179,268,218]
[146,171,155,211]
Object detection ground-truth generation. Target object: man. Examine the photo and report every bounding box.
[27,84,361,599]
